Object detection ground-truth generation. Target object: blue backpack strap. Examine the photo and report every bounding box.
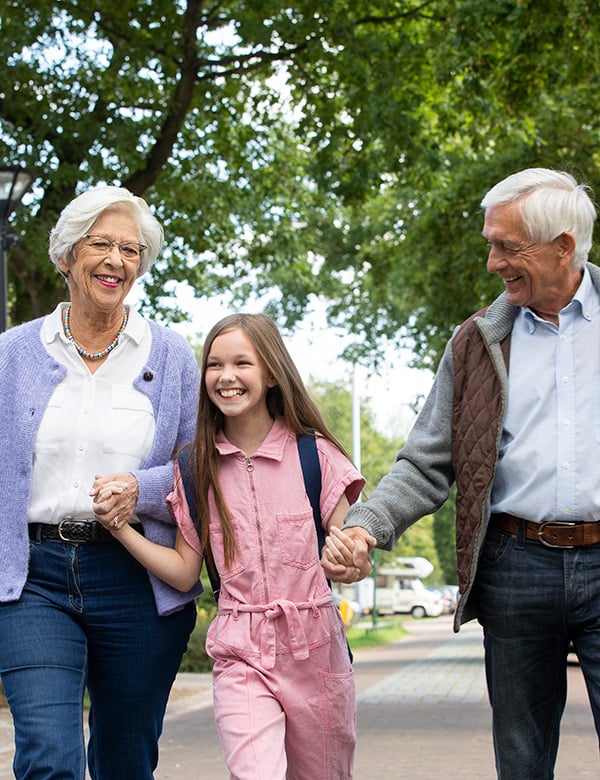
[296,432,325,556]
[297,432,353,662]
[177,446,221,600]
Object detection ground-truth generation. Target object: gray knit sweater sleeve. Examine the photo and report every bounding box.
[344,340,456,550]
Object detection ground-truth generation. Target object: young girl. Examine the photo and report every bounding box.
[96,313,367,779]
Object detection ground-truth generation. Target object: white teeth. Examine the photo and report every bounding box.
[220,389,243,398]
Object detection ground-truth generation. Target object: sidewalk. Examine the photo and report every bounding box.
[1,617,598,779]
[163,672,214,715]
[0,674,215,780]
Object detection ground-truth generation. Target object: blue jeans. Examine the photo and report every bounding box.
[0,536,196,780]
[473,525,600,779]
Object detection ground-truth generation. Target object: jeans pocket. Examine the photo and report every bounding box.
[479,527,512,565]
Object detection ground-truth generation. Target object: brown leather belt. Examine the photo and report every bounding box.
[490,513,600,548]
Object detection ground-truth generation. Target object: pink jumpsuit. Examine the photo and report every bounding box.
[174,418,364,780]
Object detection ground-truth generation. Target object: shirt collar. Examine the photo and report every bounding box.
[570,265,594,322]
[523,266,594,333]
[41,303,68,346]
[215,416,290,461]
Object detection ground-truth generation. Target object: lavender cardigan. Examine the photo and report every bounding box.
[0,314,202,615]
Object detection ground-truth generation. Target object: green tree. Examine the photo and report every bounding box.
[308,378,402,493]
[2,0,599,368]
[432,486,457,585]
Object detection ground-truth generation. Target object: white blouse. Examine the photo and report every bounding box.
[28,303,155,524]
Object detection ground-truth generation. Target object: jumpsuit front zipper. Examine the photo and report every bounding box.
[245,455,270,602]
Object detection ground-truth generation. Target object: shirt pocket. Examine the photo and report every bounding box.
[34,384,66,456]
[277,510,319,569]
[594,373,600,443]
[102,385,155,461]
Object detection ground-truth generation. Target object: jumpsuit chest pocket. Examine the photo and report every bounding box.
[277,510,319,570]
[209,520,246,580]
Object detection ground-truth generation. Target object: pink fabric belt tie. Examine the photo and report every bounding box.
[218,594,333,670]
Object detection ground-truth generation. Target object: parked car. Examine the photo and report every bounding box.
[437,585,459,614]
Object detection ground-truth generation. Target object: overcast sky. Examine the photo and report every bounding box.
[129,281,433,440]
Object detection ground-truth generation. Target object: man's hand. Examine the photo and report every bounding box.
[321,526,377,583]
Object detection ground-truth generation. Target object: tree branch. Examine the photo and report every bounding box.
[124,0,205,194]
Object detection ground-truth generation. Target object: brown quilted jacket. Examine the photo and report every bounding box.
[450,309,511,624]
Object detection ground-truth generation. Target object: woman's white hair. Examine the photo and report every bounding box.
[481,168,597,269]
[49,185,164,278]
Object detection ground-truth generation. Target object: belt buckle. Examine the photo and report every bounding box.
[537,520,576,549]
[57,518,81,542]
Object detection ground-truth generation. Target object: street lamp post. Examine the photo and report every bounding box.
[0,166,36,333]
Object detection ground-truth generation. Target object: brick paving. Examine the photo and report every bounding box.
[357,620,486,705]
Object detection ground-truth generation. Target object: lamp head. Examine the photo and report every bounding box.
[0,166,35,223]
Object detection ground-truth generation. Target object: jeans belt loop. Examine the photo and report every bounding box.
[516,515,526,549]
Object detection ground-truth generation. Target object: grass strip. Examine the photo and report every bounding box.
[347,620,408,651]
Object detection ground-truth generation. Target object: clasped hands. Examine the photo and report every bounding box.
[320,526,377,583]
[90,472,139,532]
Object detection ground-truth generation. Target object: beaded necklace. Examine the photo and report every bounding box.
[62,304,129,360]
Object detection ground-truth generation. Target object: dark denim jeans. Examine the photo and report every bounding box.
[0,537,196,780]
[473,525,600,779]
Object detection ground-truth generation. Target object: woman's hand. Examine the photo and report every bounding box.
[90,472,139,530]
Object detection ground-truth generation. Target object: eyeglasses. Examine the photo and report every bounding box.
[82,234,147,261]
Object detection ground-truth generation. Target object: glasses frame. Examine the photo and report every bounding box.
[82,233,147,260]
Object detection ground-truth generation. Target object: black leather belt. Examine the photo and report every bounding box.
[490,513,600,549]
[29,519,117,544]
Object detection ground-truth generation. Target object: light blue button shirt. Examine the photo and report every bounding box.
[491,267,600,522]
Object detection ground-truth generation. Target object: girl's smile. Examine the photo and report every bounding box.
[205,328,276,423]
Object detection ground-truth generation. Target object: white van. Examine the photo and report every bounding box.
[374,559,444,618]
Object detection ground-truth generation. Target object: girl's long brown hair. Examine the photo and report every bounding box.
[192,313,351,575]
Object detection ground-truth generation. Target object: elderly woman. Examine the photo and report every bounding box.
[0,186,202,780]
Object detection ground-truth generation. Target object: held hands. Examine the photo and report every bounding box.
[321,526,377,583]
[90,472,140,532]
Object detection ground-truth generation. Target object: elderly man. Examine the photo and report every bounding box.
[323,168,600,779]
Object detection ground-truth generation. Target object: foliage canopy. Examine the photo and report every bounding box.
[2,0,599,367]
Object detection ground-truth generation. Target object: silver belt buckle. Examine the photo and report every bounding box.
[537,520,576,549]
[57,516,81,542]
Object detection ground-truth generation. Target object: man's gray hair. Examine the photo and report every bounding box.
[481,168,597,269]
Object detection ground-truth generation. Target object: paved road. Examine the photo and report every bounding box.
[1,615,597,778]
